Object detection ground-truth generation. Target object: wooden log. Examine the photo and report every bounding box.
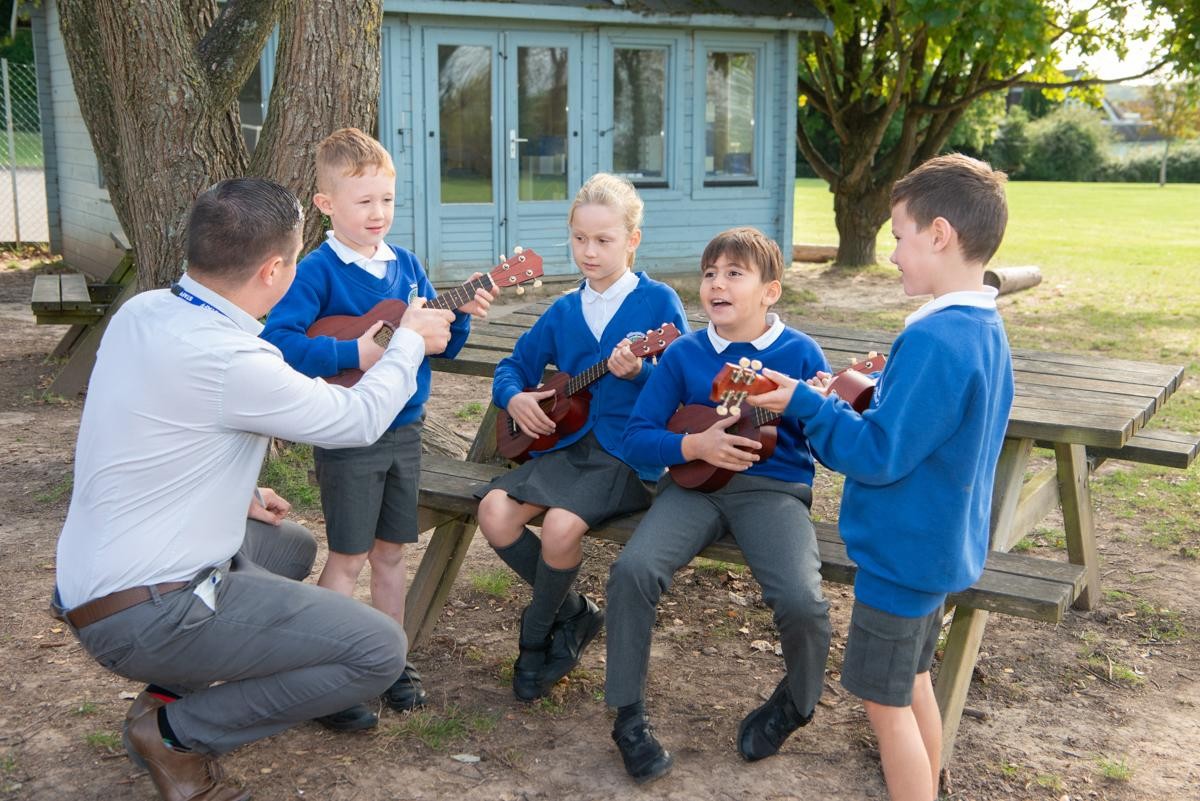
[791,243,838,262]
[983,266,1042,295]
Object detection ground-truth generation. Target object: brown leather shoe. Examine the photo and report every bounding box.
[125,709,250,801]
[123,691,166,771]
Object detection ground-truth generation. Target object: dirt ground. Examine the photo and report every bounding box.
[1,253,1197,801]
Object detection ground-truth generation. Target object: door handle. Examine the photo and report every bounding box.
[509,129,529,159]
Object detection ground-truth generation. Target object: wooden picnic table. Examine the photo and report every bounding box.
[417,299,1188,759]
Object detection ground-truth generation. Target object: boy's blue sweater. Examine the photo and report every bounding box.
[783,306,1015,617]
[491,272,689,481]
[624,326,830,486]
[261,242,471,429]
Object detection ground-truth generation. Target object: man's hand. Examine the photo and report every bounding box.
[607,339,643,380]
[399,297,456,355]
[746,367,808,414]
[249,487,291,526]
[457,273,496,319]
[357,320,387,372]
[507,388,558,438]
[680,412,760,472]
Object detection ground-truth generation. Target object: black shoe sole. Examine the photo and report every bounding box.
[629,751,674,784]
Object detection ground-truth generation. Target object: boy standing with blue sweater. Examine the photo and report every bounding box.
[262,128,493,731]
[750,154,1015,801]
[605,227,832,783]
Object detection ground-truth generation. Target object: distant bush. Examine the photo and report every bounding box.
[1022,105,1112,181]
[985,107,1031,176]
[1094,141,1200,183]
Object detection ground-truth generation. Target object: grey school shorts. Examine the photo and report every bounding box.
[313,421,422,555]
[840,599,943,707]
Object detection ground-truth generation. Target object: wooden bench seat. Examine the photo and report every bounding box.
[29,252,138,396]
[1085,428,1200,470]
[416,453,1084,626]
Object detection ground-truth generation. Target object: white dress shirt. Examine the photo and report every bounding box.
[580,269,639,341]
[905,287,999,327]
[706,312,786,353]
[325,230,397,279]
[55,273,425,608]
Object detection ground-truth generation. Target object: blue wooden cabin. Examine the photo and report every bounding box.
[33,0,827,282]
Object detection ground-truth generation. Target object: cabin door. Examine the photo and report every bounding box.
[423,29,580,282]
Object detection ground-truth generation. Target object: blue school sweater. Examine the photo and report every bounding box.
[623,326,830,486]
[261,242,471,429]
[784,306,1015,617]
[492,273,689,481]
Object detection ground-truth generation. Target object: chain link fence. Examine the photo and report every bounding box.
[1,58,47,244]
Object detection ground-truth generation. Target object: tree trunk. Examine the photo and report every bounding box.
[832,181,892,267]
[253,0,384,253]
[59,0,282,290]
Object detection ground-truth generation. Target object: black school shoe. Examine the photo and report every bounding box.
[736,676,812,761]
[382,663,428,712]
[612,714,673,784]
[315,703,379,732]
[541,595,605,687]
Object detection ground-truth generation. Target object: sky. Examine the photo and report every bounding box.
[1059,2,1166,84]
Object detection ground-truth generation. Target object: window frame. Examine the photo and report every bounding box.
[692,33,773,199]
[599,29,685,198]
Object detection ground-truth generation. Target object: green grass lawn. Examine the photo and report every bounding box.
[792,178,1200,433]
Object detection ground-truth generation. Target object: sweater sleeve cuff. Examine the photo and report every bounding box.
[336,338,361,370]
[661,432,686,467]
[784,383,825,421]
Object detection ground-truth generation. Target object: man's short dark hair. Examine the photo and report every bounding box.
[186,178,304,282]
[891,154,1008,265]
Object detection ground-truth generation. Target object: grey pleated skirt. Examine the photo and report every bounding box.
[475,431,653,528]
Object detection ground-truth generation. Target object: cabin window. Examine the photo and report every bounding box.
[612,48,667,188]
[703,50,757,187]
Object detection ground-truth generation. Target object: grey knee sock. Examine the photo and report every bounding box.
[493,527,540,586]
[493,528,584,621]
[523,558,580,645]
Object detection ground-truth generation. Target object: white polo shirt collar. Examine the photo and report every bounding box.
[706,312,785,354]
[905,286,999,327]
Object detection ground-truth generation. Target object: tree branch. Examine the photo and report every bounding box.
[198,0,287,108]
[795,117,839,185]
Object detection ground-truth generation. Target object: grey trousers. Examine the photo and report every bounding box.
[604,474,831,716]
[66,519,406,754]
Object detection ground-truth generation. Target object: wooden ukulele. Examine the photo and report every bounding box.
[666,352,887,492]
[306,248,544,387]
[495,322,682,462]
[667,357,780,492]
[824,351,886,412]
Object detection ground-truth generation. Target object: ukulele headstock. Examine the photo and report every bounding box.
[489,247,545,295]
[841,350,886,375]
[627,323,681,359]
[710,356,777,417]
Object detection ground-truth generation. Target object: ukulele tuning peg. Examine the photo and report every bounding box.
[868,351,878,358]
[729,403,741,416]
[738,356,751,368]
[513,245,524,255]
[516,286,525,295]
[716,405,729,416]
[533,279,542,288]
[750,359,762,371]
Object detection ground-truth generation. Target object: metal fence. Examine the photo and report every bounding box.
[1,58,47,244]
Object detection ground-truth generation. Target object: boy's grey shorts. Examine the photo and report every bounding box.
[840,599,943,707]
[314,422,422,555]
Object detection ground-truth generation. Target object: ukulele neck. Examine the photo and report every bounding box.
[564,360,611,397]
[371,275,491,350]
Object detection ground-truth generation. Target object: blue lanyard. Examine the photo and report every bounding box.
[171,283,229,320]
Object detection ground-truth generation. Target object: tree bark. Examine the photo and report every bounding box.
[832,181,892,267]
[59,0,282,290]
[252,0,384,253]
[58,0,380,289]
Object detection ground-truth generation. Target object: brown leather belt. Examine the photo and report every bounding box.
[65,581,190,629]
